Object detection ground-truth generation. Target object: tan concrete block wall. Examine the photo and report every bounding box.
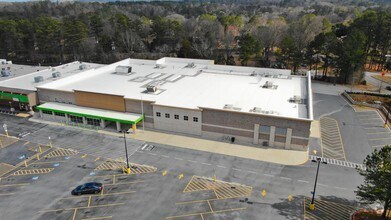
[75,91,125,112]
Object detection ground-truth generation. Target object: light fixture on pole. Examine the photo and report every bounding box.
[120,131,131,174]
[309,157,327,210]
[48,136,52,148]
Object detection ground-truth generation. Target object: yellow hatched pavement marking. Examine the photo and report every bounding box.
[44,148,78,158]
[319,117,347,161]
[12,168,54,176]
[183,176,252,199]
[95,160,157,174]
[304,197,356,220]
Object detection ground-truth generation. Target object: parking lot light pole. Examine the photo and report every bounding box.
[48,136,52,148]
[310,157,326,210]
[122,131,131,174]
[3,124,8,137]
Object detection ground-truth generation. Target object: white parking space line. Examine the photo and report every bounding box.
[298,180,309,183]
[201,162,212,166]
[174,157,183,161]
[280,177,292,180]
[217,165,226,169]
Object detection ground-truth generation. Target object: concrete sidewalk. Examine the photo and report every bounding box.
[29,118,309,166]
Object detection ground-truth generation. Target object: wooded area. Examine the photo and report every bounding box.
[0,0,390,83]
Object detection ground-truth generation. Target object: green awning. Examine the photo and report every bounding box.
[37,102,143,124]
[0,91,29,103]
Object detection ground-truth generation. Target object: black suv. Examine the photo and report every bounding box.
[71,182,103,195]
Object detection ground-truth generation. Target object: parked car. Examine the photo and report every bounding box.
[71,182,103,195]
[386,86,391,91]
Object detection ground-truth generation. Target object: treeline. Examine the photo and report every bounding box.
[0,1,390,83]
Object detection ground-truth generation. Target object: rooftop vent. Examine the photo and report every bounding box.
[34,76,44,83]
[115,65,132,74]
[52,71,61,78]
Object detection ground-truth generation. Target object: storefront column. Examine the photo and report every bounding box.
[253,124,259,144]
[285,128,293,150]
[100,119,105,128]
[65,114,69,124]
[82,117,87,125]
[269,126,276,147]
[39,109,43,118]
[116,121,121,131]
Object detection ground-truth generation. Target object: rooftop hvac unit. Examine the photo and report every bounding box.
[146,85,158,93]
[52,71,61,78]
[34,76,44,83]
[79,64,87,70]
[223,104,234,110]
[1,68,10,77]
[185,62,195,68]
[154,64,165,69]
[262,81,273,88]
[251,107,263,113]
[115,65,132,74]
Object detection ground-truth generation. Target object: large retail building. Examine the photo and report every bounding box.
[1,57,313,150]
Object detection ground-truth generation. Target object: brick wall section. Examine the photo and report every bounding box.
[124,99,154,116]
[202,125,253,138]
[202,108,311,138]
[144,117,154,123]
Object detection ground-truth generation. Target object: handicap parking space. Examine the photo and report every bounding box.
[0,141,41,166]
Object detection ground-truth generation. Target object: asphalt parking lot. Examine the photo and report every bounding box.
[1,136,286,220]
[0,105,368,220]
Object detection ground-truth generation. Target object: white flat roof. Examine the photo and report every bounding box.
[0,61,103,91]
[38,58,311,120]
[37,102,142,124]
[0,63,47,82]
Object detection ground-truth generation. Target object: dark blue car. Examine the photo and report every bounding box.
[71,182,103,195]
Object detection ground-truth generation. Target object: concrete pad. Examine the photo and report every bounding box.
[310,120,320,138]
[129,130,308,166]
[16,113,30,118]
